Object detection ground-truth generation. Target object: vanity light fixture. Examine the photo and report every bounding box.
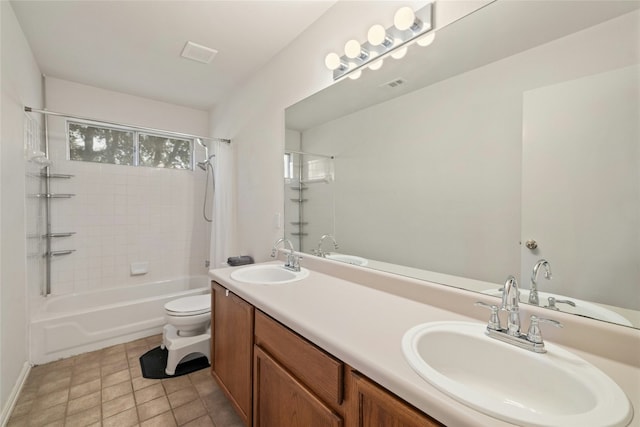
[324,2,434,81]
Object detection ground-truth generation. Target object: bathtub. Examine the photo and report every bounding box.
[30,276,210,364]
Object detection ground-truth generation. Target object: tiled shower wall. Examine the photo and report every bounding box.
[42,121,211,296]
[36,77,212,297]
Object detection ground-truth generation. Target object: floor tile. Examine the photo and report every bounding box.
[135,382,165,405]
[102,380,133,402]
[31,388,69,412]
[67,390,101,416]
[140,410,178,427]
[64,405,101,427]
[168,386,199,409]
[162,376,192,395]
[182,414,215,427]
[102,393,135,419]
[137,395,171,422]
[102,406,138,427]
[11,335,244,427]
[173,399,207,426]
[69,378,101,400]
[102,368,131,387]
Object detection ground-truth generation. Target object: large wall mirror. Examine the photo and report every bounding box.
[284,0,640,328]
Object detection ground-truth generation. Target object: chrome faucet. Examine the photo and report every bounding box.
[530,259,552,305]
[475,275,563,353]
[501,275,521,336]
[313,234,339,257]
[271,238,302,272]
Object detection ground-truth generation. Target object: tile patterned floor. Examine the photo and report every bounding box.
[7,335,244,427]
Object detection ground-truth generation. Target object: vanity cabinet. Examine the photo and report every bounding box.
[211,282,443,427]
[211,282,254,426]
[351,371,443,427]
[253,310,345,427]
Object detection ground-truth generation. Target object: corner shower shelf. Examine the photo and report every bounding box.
[44,173,74,179]
[290,232,308,236]
[44,232,76,238]
[290,198,308,203]
[48,250,76,257]
[31,193,76,199]
[290,222,308,226]
[290,186,308,191]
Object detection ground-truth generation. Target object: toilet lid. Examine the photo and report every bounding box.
[165,294,211,316]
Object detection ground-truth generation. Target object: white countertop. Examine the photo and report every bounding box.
[210,259,640,427]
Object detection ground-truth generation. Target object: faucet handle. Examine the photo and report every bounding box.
[475,301,501,330]
[545,296,576,310]
[526,315,563,344]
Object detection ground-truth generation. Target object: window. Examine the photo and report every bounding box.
[138,133,192,170]
[68,120,194,170]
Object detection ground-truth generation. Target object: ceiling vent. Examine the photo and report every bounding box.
[181,41,218,64]
[380,78,407,88]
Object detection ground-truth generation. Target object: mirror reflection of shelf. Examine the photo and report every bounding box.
[48,249,76,257]
[290,222,308,226]
[290,198,308,203]
[44,232,76,238]
[290,232,308,236]
[290,186,308,191]
[30,193,76,198]
[44,173,74,179]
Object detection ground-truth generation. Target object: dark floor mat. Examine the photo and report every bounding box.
[139,346,210,379]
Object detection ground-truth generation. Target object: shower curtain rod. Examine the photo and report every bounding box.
[286,149,334,159]
[24,106,231,144]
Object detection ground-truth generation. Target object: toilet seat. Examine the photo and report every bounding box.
[162,293,212,374]
[164,295,210,316]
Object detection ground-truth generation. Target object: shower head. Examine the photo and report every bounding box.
[196,153,215,171]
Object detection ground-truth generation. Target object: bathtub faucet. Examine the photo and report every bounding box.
[271,238,302,272]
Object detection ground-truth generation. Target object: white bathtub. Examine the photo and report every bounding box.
[30,276,210,364]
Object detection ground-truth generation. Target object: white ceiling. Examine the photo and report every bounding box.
[10,0,336,111]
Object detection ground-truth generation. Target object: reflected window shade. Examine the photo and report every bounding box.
[304,158,334,183]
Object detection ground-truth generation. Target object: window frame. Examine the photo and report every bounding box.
[66,119,195,171]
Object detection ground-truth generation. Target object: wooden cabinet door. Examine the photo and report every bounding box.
[352,372,443,427]
[211,282,254,426]
[254,346,343,427]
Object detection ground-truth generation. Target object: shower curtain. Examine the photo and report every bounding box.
[209,140,237,268]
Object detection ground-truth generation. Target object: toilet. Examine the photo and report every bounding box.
[161,294,211,376]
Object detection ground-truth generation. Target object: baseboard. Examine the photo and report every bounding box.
[0,361,31,427]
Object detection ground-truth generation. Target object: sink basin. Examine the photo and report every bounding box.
[324,253,368,266]
[230,264,309,285]
[402,321,632,426]
[482,288,632,326]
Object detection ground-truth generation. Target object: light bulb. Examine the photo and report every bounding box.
[368,59,384,71]
[394,6,416,31]
[345,39,362,59]
[417,32,436,47]
[325,52,343,70]
[367,24,387,46]
[348,69,362,80]
[391,46,408,60]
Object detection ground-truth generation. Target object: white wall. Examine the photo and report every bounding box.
[522,65,639,310]
[210,0,489,261]
[43,77,211,296]
[0,0,43,417]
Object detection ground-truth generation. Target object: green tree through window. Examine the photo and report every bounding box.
[68,121,193,170]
